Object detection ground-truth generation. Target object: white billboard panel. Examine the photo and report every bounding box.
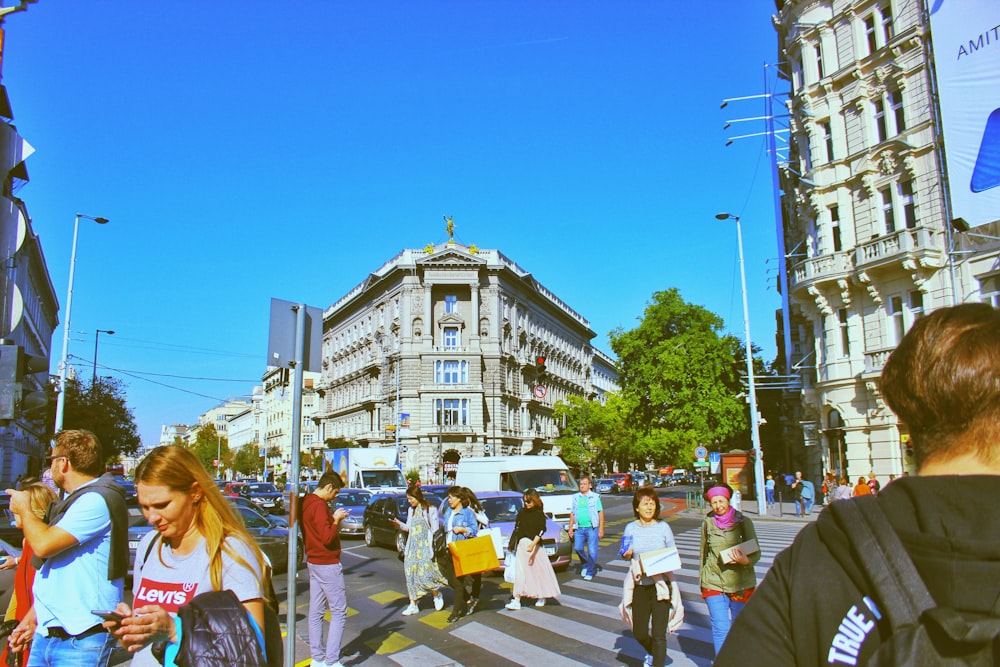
[929,0,1000,226]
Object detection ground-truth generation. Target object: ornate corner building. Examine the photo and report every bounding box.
[314,241,617,479]
[773,0,1000,480]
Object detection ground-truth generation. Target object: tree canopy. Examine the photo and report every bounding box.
[45,378,142,461]
[607,288,748,466]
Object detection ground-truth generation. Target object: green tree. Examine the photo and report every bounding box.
[191,423,228,476]
[45,378,142,461]
[609,288,748,466]
[231,443,261,476]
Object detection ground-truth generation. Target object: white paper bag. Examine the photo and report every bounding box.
[503,552,516,583]
[478,527,505,559]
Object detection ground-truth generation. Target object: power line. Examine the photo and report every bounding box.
[69,355,259,383]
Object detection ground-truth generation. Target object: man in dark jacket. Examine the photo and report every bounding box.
[716,304,1000,665]
[301,469,349,667]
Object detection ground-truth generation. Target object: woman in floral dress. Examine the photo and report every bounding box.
[395,485,448,615]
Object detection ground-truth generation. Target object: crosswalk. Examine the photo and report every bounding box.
[320,519,808,667]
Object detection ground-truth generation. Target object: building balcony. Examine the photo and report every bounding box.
[419,383,484,393]
[431,345,470,353]
[789,251,852,294]
[863,347,894,377]
[854,227,943,272]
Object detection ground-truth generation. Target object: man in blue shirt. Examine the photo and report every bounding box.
[7,430,127,667]
[568,475,604,580]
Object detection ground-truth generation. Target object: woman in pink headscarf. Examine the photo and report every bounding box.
[699,483,760,656]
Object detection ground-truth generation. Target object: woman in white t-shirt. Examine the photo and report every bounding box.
[108,445,270,666]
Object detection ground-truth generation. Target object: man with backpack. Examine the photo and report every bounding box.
[715,303,1000,665]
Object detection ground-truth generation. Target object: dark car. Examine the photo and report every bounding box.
[244,482,284,515]
[112,476,138,505]
[229,496,287,527]
[362,492,409,552]
[0,498,23,551]
[127,499,302,579]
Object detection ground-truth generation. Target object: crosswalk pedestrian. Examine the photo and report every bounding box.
[338,519,809,667]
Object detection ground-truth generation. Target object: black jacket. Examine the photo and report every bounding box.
[715,476,1000,665]
[508,506,546,552]
[175,589,279,667]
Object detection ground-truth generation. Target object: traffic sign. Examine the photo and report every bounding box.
[533,384,547,399]
[694,445,708,459]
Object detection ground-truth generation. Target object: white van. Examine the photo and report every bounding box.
[455,455,579,527]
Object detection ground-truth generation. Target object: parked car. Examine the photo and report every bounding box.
[112,476,138,505]
[228,496,287,527]
[222,481,249,497]
[362,492,409,552]
[468,491,571,571]
[594,478,616,494]
[608,473,633,493]
[0,498,23,550]
[127,498,302,579]
[333,488,372,537]
[244,482,284,515]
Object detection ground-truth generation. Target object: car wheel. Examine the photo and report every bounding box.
[364,525,376,547]
[395,530,406,554]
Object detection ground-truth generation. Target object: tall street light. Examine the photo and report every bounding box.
[716,212,767,517]
[92,329,115,384]
[54,213,109,435]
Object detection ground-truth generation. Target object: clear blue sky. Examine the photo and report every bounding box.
[3,1,787,448]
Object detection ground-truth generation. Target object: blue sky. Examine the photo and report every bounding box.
[3,1,787,448]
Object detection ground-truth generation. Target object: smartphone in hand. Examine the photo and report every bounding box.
[91,610,125,622]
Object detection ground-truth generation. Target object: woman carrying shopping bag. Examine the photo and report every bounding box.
[505,489,560,610]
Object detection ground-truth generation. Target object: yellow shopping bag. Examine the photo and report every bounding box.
[449,535,500,577]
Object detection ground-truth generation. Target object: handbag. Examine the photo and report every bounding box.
[432,528,448,561]
[449,534,500,577]
[503,552,516,584]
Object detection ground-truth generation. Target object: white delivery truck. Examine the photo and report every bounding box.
[322,447,407,492]
[455,455,579,527]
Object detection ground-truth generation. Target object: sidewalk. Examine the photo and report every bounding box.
[679,495,823,523]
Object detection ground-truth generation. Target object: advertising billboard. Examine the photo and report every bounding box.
[929,0,1000,226]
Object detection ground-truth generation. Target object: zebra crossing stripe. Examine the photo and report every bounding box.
[388,644,465,667]
[451,622,583,667]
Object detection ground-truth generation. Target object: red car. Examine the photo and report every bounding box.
[608,473,633,493]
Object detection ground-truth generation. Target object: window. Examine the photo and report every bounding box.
[909,291,924,320]
[864,14,878,54]
[830,205,842,252]
[880,186,896,233]
[819,120,834,162]
[838,308,851,357]
[435,360,468,384]
[889,296,905,345]
[815,43,825,80]
[874,99,887,143]
[980,276,1000,308]
[899,180,917,229]
[445,295,457,314]
[880,3,894,43]
[888,88,905,134]
[435,398,468,426]
[443,327,459,349]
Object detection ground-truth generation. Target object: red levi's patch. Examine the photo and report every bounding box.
[132,579,200,613]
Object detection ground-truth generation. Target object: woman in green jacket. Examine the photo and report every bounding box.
[699,484,760,656]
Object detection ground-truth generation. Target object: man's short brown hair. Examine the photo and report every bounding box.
[318,469,344,491]
[880,304,1000,468]
[54,429,105,477]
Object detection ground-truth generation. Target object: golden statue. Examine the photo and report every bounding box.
[444,215,454,241]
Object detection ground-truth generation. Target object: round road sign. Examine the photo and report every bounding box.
[695,445,708,459]
[533,385,547,399]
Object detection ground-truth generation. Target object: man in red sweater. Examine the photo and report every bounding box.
[302,469,349,667]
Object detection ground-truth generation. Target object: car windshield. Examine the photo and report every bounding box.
[361,469,405,487]
[507,468,579,495]
[248,483,278,493]
[335,492,371,507]
[482,497,522,523]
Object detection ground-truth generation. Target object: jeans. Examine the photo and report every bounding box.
[26,630,116,667]
[437,549,470,614]
[631,584,669,667]
[307,561,347,665]
[765,488,775,506]
[705,593,746,656]
[573,526,599,576]
[799,496,814,515]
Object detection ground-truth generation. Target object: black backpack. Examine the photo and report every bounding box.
[834,497,1000,665]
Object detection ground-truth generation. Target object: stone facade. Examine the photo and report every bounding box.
[316,241,618,480]
[773,0,997,481]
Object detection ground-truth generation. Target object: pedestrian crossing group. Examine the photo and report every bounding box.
[316,520,808,667]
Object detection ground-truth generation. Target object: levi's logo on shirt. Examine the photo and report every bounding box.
[133,579,199,613]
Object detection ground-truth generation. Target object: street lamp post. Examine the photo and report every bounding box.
[716,212,767,517]
[54,213,109,435]
[92,329,115,384]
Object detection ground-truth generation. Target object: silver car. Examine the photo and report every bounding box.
[333,488,372,536]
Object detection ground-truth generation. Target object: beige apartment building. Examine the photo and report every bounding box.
[774,0,999,481]
[314,239,618,480]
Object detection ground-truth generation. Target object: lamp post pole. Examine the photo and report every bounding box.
[92,329,115,385]
[54,213,109,435]
[716,213,767,517]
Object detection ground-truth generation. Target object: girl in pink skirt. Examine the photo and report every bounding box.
[505,489,561,609]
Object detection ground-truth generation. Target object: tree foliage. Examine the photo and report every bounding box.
[231,443,261,476]
[45,378,142,462]
[608,288,748,466]
[190,423,228,476]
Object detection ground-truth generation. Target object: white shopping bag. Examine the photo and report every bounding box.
[478,527,505,559]
[503,552,516,584]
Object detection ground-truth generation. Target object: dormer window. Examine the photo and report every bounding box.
[444,327,459,349]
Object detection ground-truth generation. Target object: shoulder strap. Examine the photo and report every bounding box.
[141,534,160,572]
[832,496,936,631]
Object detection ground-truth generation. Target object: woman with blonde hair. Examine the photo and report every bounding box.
[108,445,271,666]
[0,479,57,666]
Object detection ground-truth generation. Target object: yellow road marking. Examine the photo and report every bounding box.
[419,610,452,629]
[366,630,415,654]
[371,590,407,604]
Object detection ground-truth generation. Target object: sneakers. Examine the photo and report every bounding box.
[467,597,479,614]
[583,573,594,581]
[505,599,521,610]
[310,661,328,667]
[402,603,420,616]
[644,654,654,666]
[535,598,546,607]
[329,663,346,667]
[432,591,444,611]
